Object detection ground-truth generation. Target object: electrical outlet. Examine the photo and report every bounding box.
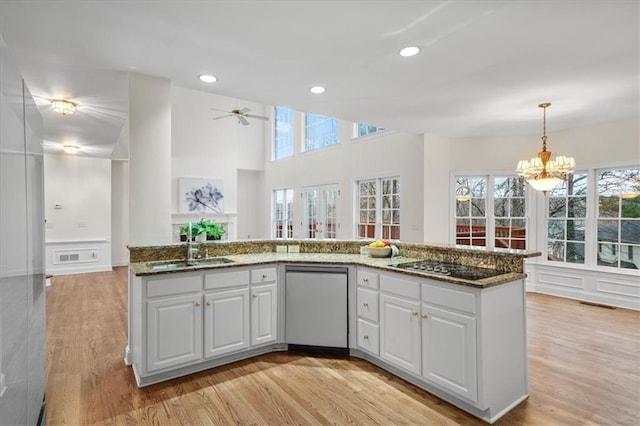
[275,245,287,253]
[287,245,300,253]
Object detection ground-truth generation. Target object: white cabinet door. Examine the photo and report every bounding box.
[379,293,421,375]
[204,288,250,358]
[422,303,477,402]
[251,283,277,346]
[147,293,203,372]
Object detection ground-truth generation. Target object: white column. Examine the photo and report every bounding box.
[128,73,172,246]
[423,133,451,243]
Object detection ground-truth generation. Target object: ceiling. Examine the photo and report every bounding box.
[0,1,638,159]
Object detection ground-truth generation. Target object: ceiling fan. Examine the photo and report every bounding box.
[211,107,269,126]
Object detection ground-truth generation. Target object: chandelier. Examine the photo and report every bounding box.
[516,103,575,193]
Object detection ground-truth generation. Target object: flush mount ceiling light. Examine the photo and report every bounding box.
[51,99,77,115]
[63,145,79,154]
[399,46,420,57]
[310,86,325,94]
[198,74,218,83]
[516,103,576,194]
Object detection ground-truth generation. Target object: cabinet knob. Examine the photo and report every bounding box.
[195,302,201,307]
[262,274,268,279]
[206,301,212,306]
[411,311,418,317]
[363,302,369,307]
[252,294,257,299]
[421,313,428,319]
[363,335,369,340]
[363,278,369,283]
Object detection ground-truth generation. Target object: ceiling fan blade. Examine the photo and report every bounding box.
[246,114,269,121]
[212,114,233,120]
[239,116,250,126]
[237,107,251,114]
[210,107,230,113]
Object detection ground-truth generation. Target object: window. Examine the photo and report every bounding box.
[547,173,587,264]
[454,175,529,249]
[494,177,527,249]
[357,177,400,240]
[455,177,488,246]
[304,113,338,151]
[273,188,293,239]
[355,123,386,138]
[302,185,339,239]
[596,168,640,270]
[273,106,293,160]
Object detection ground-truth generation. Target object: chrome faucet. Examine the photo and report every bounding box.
[186,222,198,264]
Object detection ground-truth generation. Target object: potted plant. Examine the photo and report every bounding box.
[179,221,207,242]
[203,220,225,240]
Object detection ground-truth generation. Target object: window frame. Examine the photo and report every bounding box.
[355,176,401,240]
[353,123,386,139]
[272,188,294,239]
[273,106,294,160]
[303,113,339,152]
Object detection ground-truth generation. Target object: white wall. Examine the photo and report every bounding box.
[44,154,111,241]
[111,160,129,266]
[129,73,172,246]
[263,111,424,241]
[43,154,112,274]
[237,169,263,239]
[423,134,452,243]
[170,86,266,240]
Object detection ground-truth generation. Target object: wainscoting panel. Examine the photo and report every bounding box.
[529,264,640,311]
[596,278,640,298]
[538,271,584,289]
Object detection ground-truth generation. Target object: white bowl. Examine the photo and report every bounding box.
[368,246,391,258]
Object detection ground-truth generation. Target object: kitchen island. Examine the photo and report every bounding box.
[127,240,540,424]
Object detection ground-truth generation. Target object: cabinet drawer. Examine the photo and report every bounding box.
[357,319,379,356]
[251,267,277,284]
[357,270,379,289]
[422,283,476,314]
[357,287,379,322]
[205,270,250,290]
[146,274,202,298]
[380,274,419,299]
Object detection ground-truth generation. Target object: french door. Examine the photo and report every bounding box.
[301,185,339,239]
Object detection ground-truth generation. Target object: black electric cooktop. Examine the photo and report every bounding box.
[390,260,504,281]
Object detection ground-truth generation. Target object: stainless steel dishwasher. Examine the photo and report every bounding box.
[285,265,348,353]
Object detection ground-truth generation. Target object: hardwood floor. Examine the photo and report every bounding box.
[46,267,640,425]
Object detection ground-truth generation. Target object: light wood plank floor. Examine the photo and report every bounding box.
[46,267,640,425]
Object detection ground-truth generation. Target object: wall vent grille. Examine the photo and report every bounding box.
[54,248,98,265]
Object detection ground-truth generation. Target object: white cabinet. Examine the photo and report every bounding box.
[204,288,250,358]
[251,283,277,346]
[356,268,380,356]
[421,303,477,402]
[379,293,421,375]
[147,292,203,372]
[251,266,278,346]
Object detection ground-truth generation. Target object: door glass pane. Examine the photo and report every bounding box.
[621,220,640,244]
[548,220,566,240]
[597,219,618,242]
[548,241,565,262]
[620,244,639,269]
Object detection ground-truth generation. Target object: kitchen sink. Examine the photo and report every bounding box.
[150,258,234,270]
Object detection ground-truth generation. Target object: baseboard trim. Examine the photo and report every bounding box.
[47,265,113,276]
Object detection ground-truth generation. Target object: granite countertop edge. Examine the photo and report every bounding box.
[129,253,527,289]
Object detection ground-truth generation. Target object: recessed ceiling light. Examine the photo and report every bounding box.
[51,99,77,115]
[399,46,420,57]
[198,74,218,83]
[310,86,325,94]
[63,145,80,154]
